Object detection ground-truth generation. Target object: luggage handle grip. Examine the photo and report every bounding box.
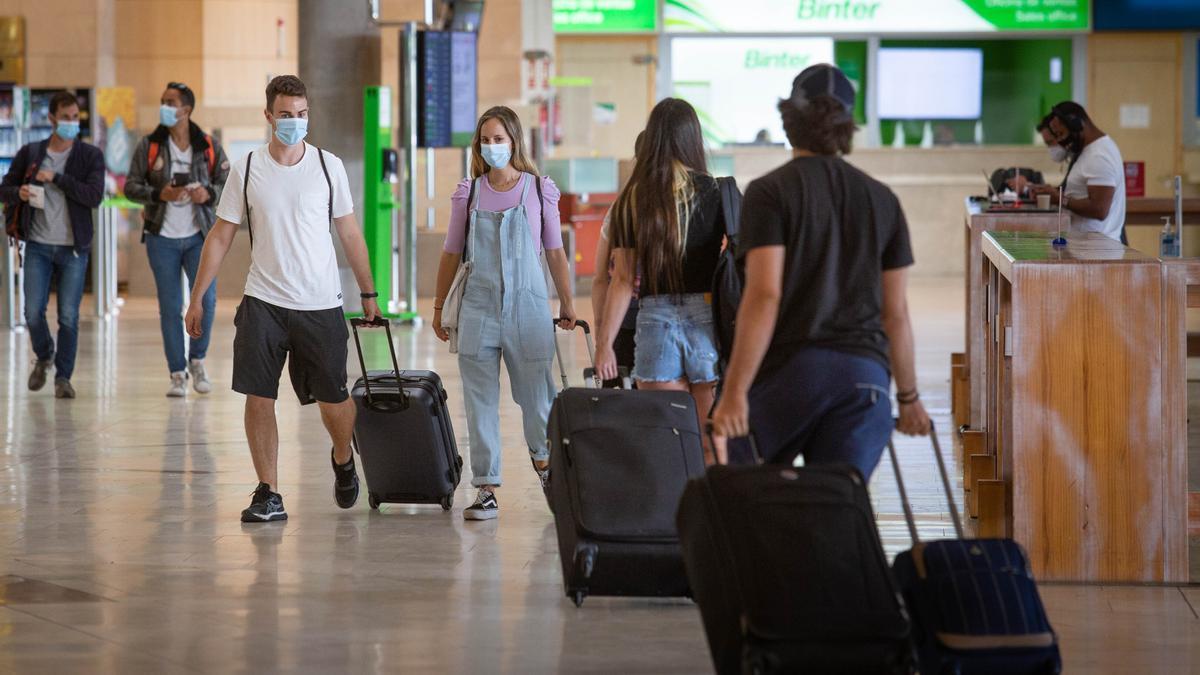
[349,317,409,413]
[885,420,964,544]
[704,423,763,466]
[552,318,596,390]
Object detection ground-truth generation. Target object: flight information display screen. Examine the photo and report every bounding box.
[417,30,478,148]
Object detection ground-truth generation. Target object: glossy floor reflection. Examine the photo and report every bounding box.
[0,282,1196,674]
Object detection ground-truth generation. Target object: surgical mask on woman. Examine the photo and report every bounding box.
[1048,144,1069,164]
[480,143,512,170]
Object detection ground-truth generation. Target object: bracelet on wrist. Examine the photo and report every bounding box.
[897,389,920,405]
[360,291,378,299]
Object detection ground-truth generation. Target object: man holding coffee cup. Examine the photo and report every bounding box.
[126,82,230,398]
[0,90,105,399]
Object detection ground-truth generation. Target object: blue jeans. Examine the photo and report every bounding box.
[23,241,89,381]
[733,347,894,480]
[146,232,216,374]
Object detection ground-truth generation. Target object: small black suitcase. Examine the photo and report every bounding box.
[350,318,463,510]
[885,425,1061,674]
[677,462,912,675]
[547,379,705,606]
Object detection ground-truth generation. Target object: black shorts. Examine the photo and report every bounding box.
[232,295,349,405]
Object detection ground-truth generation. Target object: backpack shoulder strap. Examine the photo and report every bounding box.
[243,151,253,247]
[203,134,216,177]
[317,147,333,231]
[717,176,741,240]
[147,141,161,174]
[534,174,546,231]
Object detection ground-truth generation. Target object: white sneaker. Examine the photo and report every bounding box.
[166,372,188,398]
[188,359,212,394]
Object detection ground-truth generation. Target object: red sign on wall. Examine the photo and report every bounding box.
[1124,161,1145,198]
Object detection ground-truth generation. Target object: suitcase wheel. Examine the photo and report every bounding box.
[572,591,586,607]
[440,495,453,511]
[368,493,381,510]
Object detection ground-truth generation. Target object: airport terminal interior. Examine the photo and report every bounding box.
[1,0,1200,673]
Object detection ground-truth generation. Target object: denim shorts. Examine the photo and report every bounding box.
[633,294,719,384]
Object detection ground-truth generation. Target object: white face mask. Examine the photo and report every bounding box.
[1048,145,1069,164]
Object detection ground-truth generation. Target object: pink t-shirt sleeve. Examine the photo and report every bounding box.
[539,176,564,250]
[442,178,473,254]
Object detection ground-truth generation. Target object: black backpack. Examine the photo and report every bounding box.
[712,176,743,371]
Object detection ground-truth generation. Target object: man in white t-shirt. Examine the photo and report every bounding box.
[184,75,381,523]
[1033,101,1127,243]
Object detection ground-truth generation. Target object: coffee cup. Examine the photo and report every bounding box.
[1036,194,1051,210]
[27,185,45,209]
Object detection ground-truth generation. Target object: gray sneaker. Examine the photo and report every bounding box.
[54,379,75,399]
[188,359,212,394]
[166,372,188,398]
[28,359,52,391]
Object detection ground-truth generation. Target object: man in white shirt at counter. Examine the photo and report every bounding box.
[1032,101,1126,243]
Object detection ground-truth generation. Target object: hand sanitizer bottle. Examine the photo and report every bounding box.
[1160,216,1180,258]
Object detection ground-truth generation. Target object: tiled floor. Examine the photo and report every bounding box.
[0,280,1196,673]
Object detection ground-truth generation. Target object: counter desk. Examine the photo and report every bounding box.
[972,231,1188,583]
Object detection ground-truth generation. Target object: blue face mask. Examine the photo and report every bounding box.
[274,117,308,146]
[54,120,80,141]
[480,143,512,170]
[160,104,179,128]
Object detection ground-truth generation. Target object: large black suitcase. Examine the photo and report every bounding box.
[350,318,463,511]
[547,364,705,606]
[677,462,912,675]
[885,425,1061,674]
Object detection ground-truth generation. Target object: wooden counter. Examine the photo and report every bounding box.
[1124,197,1200,226]
[961,200,1069,430]
[975,231,1187,583]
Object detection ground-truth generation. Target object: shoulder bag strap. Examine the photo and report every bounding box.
[316,147,333,231]
[243,152,253,247]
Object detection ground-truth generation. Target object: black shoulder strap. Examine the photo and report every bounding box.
[243,151,253,247]
[534,174,546,231]
[317,147,332,231]
[718,176,741,239]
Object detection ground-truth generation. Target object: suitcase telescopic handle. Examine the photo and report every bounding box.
[349,317,408,413]
[552,318,595,390]
[885,420,965,544]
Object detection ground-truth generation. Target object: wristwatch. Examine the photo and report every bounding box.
[360,291,378,299]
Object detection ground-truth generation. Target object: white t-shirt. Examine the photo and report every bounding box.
[160,138,198,239]
[1064,135,1125,242]
[216,143,354,311]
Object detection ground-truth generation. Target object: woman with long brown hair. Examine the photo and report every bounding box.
[431,106,576,520]
[594,98,734,457]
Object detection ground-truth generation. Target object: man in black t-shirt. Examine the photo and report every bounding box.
[710,64,930,479]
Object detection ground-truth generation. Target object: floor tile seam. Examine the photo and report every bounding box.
[1179,587,1200,620]
[2,603,202,672]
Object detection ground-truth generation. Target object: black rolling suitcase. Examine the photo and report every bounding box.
[885,425,1061,675]
[547,319,705,606]
[677,459,912,675]
[350,318,463,511]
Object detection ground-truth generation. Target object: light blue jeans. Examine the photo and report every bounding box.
[146,232,216,374]
[633,293,720,384]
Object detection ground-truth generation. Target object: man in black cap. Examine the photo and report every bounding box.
[710,63,929,479]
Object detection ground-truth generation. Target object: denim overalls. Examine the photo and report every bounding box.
[456,174,556,486]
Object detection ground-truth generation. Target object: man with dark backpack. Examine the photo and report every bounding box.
[710,64,930,477]
[126,81,230,397]
[183,75,380,522]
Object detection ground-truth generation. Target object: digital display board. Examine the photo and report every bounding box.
[417,31,478,148]
[877,48,983,120]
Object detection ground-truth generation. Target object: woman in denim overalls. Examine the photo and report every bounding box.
[432,107,576,520]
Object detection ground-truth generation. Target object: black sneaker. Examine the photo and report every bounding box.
[463,488,498,521]
[240,483,287,523]
[331,447,359,509]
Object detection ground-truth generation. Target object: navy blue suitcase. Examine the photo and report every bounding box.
[886,425,1061,675]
